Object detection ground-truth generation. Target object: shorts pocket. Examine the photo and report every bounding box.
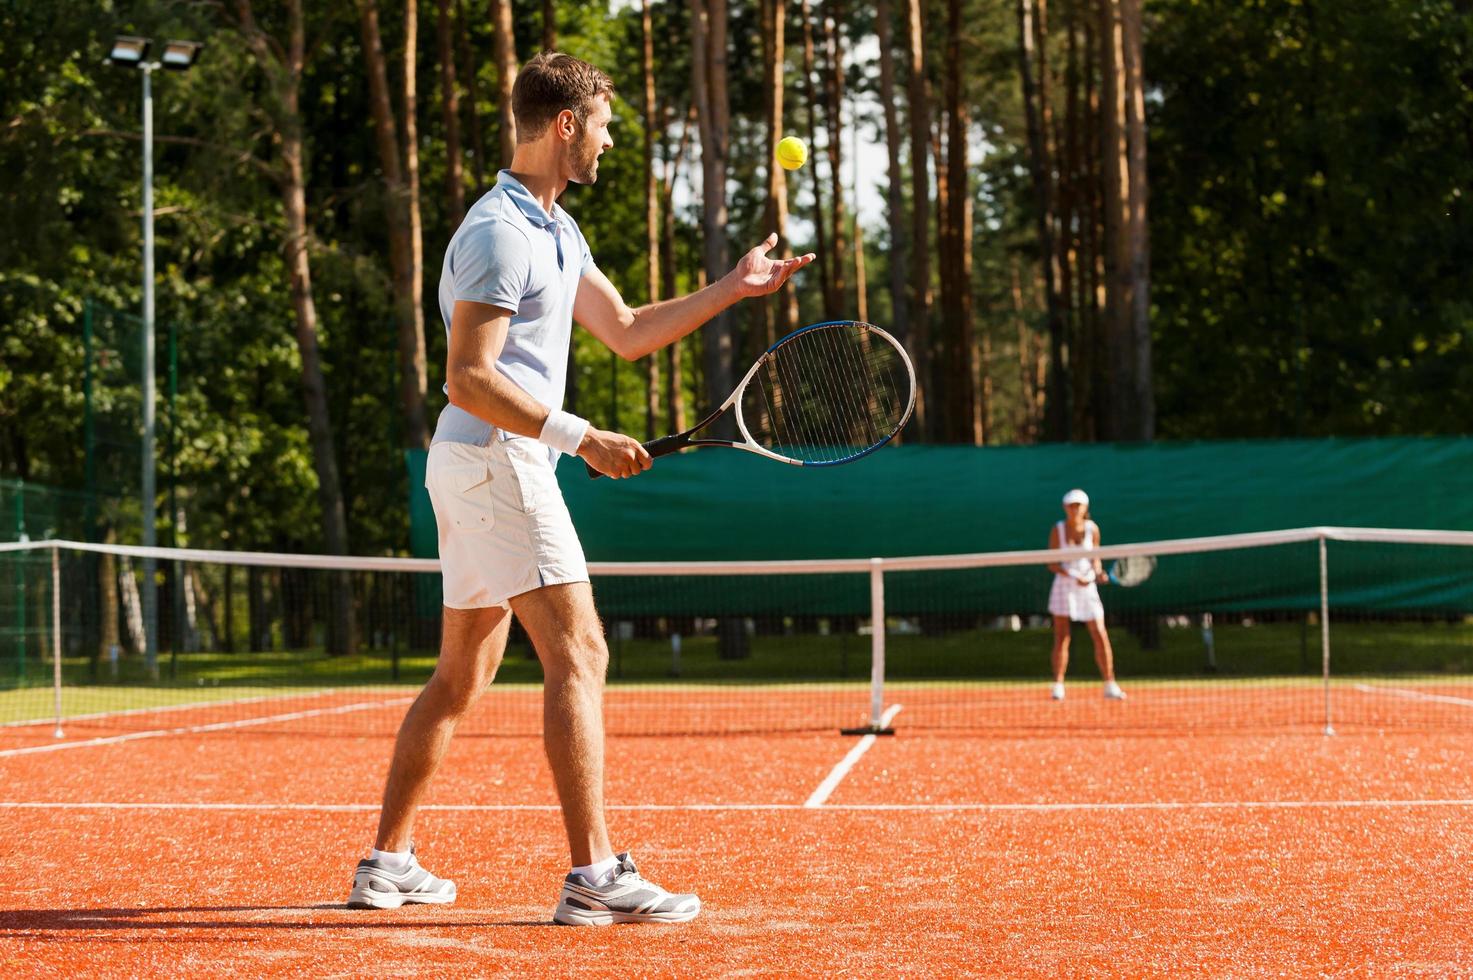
[433,461,496,532]
[501,439,546,514]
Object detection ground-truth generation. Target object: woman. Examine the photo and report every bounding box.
[1045,488,1126,701]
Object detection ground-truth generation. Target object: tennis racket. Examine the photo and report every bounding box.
[587,319,916,478]
[1103,554,1157,587]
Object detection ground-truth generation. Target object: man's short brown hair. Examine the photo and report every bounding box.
[511,52,615,143]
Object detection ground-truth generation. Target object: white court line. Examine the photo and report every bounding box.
[2,798,1473,814]
[1353,684,1473,708]
[804,704,904,808]
[0,697,415,758]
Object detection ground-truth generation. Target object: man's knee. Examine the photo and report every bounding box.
[422,672,482,718]
[426,612,508,715]
[544,625,608,681]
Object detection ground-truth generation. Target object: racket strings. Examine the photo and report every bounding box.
[743,321,911,464]
[840,329,887,447]
[825,331,882,449]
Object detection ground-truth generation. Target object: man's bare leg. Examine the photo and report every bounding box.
[509,582,612,868]
[512,582,700,925]
[373,604,511,852]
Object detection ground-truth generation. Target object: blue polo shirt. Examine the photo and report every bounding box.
[433,170,595,460]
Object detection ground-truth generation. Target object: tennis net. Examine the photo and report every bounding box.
[1,527,1470,741]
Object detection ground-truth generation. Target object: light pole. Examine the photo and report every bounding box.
[109,35,202,676]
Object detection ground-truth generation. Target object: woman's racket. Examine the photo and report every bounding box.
[587,319,916,478]
[1104,554,1157,587]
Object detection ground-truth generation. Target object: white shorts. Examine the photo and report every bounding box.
[426,438,589,609]
[1048,576,1105,623]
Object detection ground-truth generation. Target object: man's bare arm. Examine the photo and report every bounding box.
[446,300,651,478]
[574,233,815,361]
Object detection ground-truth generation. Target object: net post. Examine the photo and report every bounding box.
[842,558,894,735]
[1319,535,1334,736]
[51,546,64,739]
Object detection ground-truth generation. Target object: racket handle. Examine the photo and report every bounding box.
[585,433,692,480]
[643,433,691,459]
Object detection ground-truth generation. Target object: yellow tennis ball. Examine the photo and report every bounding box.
[776,136,808,171]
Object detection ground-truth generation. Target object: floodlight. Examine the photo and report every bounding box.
[103,29,201,675]
[161,39,203,71]
[109,35,151,65]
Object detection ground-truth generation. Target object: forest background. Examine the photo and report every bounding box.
[2,0,1470,561]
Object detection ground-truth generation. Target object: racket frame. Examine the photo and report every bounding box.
[1106,554,1157,587]
[665,320,918,467]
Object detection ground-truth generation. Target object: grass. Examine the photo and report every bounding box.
[1,619,1468,724]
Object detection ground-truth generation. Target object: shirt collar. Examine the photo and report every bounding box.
[496,170,562,231]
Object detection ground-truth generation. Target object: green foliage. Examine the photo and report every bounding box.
[3,0,1471,559]
[1148,0,1473,437]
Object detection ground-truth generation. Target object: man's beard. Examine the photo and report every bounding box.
[570,132,601,184]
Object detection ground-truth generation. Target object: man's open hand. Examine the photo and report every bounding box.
[728,233,816,299]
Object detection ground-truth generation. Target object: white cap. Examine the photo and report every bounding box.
[1062,488,1089,507]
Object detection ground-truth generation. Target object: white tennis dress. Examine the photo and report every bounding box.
[1048,520,1105,622]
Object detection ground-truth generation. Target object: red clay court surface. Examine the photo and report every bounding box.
[1,686,1471,976]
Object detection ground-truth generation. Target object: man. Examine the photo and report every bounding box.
[346,52,813,925]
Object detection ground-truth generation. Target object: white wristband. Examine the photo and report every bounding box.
[539,410,589,456]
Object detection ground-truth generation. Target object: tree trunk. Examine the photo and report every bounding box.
[98,527,119,665]
[762,0,797,337]
[120,557,145,655]
[402,0,427,448]
[932,108,953,439]
[282,145,355,653]
[642,0,661,440]
[661,104,693,434]
[822,1,849,318]
[1083,3,1107,431]
[235,0,356,653]
[799,0,832,310]
[942,0,976,443]
[1120,0,1153,439]
[1010,258,1034,441]
[1050,2,1088,441]
[875,0,910,348]
[456,0,486,193]
[1064,0,1095,440]
[1100,0,1124,439]
[1099,0,1152,440]
[356,0,430,452]
[223,562,235,653]
[904,0,932,439]
[691,0,734,424]
[189,564,218,653]
[543,0,557,51]
[492,0,518,167]
[968,197,988,444]
[247,564,264,653]
[438,0,466,228]
[1018,0,1069,440]
[692,0,744,660]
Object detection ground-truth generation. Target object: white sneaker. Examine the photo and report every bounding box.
[1103,681,1126,700]
[347,848,456,909]
[1050,682,1065,701]
[552,852,700,925]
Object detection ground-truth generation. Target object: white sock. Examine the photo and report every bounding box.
[370,847,412,870]
[571,854,618,886]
